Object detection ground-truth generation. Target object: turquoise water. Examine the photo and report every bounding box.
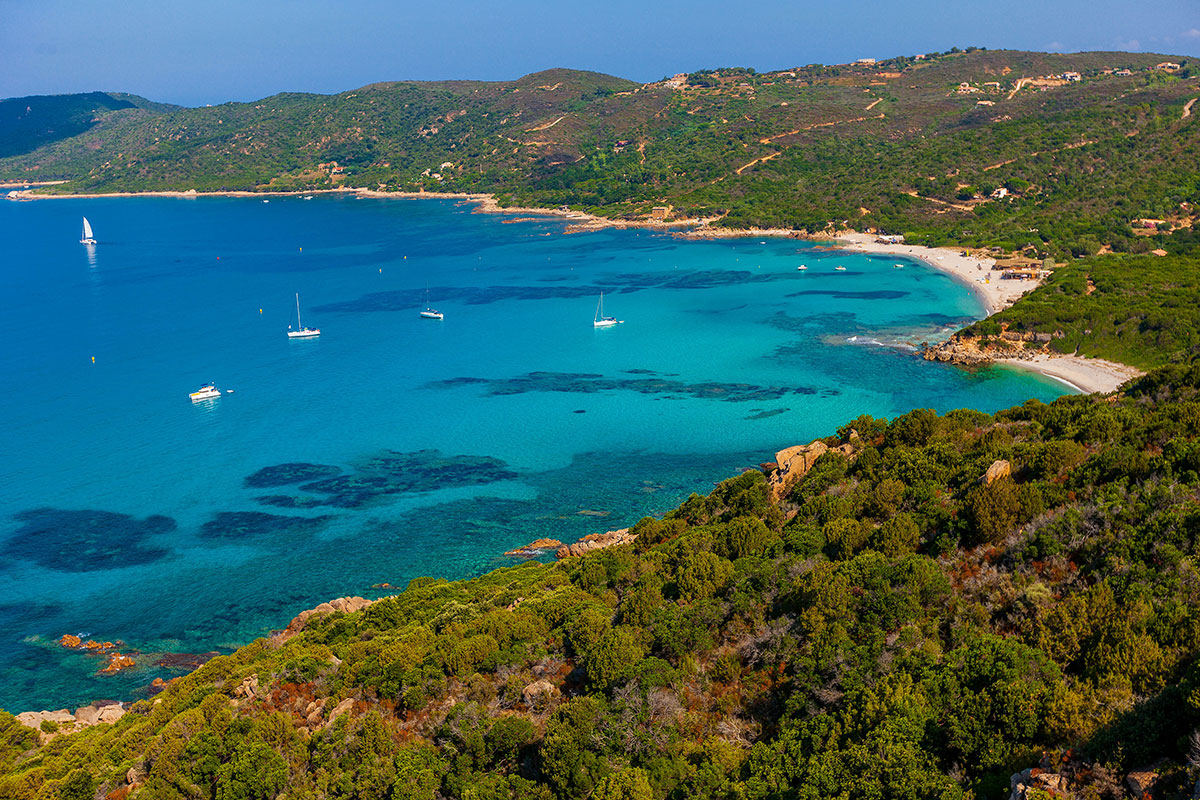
[0,192,1066,710]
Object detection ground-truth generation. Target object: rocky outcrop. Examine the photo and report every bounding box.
[923,328,1065,366]
[555,529,634,558]
[505,538,564,558]
[74,702,126,726]
[16,702,126,740]
[233,674,260,700]
[58,634,81,648]
[275,596,376,643]
[766,436,860,501]
[922,339,996,365]
[767,442,828,500]
[983,459,1012,484]
[325,697,356,727]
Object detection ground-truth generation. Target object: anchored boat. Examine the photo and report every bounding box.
[287,293,320,338]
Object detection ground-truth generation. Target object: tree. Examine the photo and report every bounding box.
[592,768,653,800]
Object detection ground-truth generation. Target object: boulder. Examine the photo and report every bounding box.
[74,702,126,726]
[983,459,1012,485]
[58,634,81,648]
[522,679,559,707]
[233,674,260,699]
[1127,770,1158,797]
[767,441,828,501]
[325,697,356,726]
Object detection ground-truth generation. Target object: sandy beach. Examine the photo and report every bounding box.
[836,232,1032,315]
[996,354,1145,394]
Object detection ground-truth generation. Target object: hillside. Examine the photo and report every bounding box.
[8,365,1200,798]
[0,92,174,159]
[2,50,1197,259]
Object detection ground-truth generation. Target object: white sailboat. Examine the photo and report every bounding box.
[287,293,320,338]
[593,292,621,328]
[80,217,96,245]
[420,288,443,320]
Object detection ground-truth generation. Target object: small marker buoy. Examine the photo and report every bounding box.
[91,356,95,363]
[259,308,263,314]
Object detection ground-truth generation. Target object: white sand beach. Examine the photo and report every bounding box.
[837,232,1032,315]
[996,354,1145,394]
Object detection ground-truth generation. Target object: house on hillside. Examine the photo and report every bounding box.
[1062,72,1082,82]
[1156,62,1182,72]
[854,58,877,66]
[991,187,1009,199]
[1115,69,1133,76]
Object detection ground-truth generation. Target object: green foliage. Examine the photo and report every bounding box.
[14,366,1200,798]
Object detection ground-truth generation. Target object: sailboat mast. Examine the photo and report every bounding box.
[295,293,301,329]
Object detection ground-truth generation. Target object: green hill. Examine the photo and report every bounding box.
[2,50,1197,260]
[0,91,173,160]
[9,365,1200,798]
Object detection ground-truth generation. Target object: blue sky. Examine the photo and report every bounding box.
[3,0,1199,106]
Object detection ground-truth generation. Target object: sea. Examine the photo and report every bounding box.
[0,191,1068,711]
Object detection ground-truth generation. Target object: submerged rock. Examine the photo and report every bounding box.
[98,653,136,675]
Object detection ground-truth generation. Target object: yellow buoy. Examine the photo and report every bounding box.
[91,356,95,363]
[259,308,263,314]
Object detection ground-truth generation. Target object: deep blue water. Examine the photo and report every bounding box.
[0,192,1067,710]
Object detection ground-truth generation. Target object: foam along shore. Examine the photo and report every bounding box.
[836,232,1032,315]
[996,354,1145,395]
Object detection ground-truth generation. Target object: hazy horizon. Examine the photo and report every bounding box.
[3,0,1199,106]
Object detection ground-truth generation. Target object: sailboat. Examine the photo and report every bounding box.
[80,217,96,245]
[287,293,320,338]
[593,292,621,328]
[419,288,443,320]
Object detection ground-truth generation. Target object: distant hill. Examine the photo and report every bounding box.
[0,91,174,159]
[1,50,1196,259]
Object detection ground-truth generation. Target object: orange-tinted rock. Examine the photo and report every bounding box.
[98,653,136,674]
[505,538,564,557]
[59,634,81,648]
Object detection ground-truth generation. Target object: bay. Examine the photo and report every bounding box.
[0,192,1065,710]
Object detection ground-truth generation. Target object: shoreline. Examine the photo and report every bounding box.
[6,183,1145,394]
[995,354,1145,395]
[835,232,1028,316]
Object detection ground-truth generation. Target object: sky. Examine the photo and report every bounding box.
[2,0,1199,106]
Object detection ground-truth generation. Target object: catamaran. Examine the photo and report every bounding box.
[420,289,443,320]
[593,292,621,328]
[189,383,221,402]
[80,217,96,245]
[287,293,320,338]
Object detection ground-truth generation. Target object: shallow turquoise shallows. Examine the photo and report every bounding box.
[0,192,1066,710]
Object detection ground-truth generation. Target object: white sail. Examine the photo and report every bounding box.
[81,217,95,242]
[288,292,320,338]
[593,292,620,328]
